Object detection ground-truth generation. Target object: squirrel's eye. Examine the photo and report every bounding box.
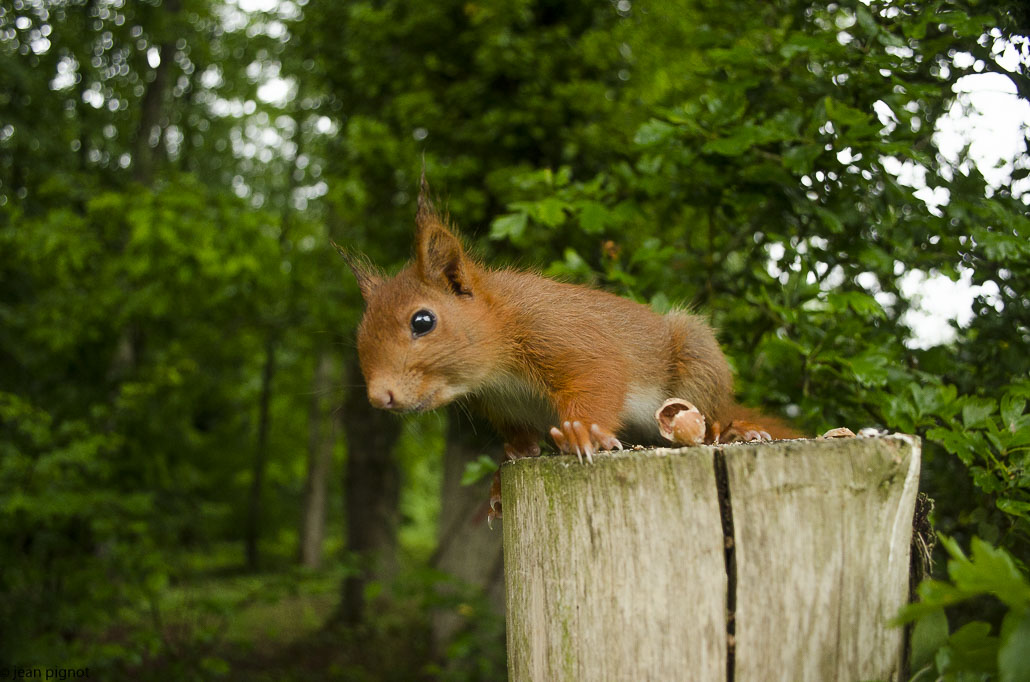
[410,309,437,338]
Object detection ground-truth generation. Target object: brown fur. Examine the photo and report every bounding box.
[341,183,798,458]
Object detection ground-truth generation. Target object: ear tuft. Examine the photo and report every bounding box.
[413,176,474,297]
[330,239,382,302]
[416,168,439,234]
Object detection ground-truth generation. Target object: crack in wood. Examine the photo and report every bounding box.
[714,448,736,682]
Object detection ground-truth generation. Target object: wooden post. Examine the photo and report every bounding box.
[501,434,920,682]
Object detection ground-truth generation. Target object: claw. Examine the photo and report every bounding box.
[591,424,623,451]
[550,426,568,452]
[722,420,774,444]
[572,421,593,463]
[550,420,620,463]
[487,470,503,528]
[560,421,585,462]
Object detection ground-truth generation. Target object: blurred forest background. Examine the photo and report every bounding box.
[2,0,1029,679]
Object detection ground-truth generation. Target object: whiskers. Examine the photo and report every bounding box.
[453,398,479,435]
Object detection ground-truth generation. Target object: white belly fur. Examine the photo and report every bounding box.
[473,372,557,432]
[473,374,665,443]
[619,383,664,442]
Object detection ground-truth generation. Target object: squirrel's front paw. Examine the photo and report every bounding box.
[549,421,623,464]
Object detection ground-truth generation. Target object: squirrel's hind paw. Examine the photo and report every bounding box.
[720,420,773,443]
[504,441,541,460]
[487,470,502,527]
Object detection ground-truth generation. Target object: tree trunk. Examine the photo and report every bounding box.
[132,0,181,186]
[429,409,505,656]
[299,350,339,569]
[244,332,277,570]
[502,435,921,682]
[75,0,97,173]
[244,99,303,569]
[338,353,402,625]
[177,63,199,173]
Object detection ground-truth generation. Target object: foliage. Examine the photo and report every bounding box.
[896,536,1030,682]
[1,0,1028,678]
[460,455,500,487]
[917,381,1030,546]
[485,1,1030,560]
[0,177,284,667]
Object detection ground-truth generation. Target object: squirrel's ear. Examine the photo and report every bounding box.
[415,177,474,297]
[331,240,382,302]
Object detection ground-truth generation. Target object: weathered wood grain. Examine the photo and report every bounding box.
[502,448,728,682]
[726,434,920,682]
[501,435,921,682]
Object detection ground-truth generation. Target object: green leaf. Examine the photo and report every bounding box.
[949,537,1030,608]
[916,578,972,608]
[910,607,949,671]
[528,197,569,228]
[461,455,499,486]
[926,426,976,463]
[813,206,845,235]
[857,245,894,272]
[936,621,998,676]
[937,10,994,38]
[702,124,784,156]
[779,33,823,59]
[827,291,884,319]
[973,466,1004,494]
[649,291,672,314]
[882,394,916,433]
[939,534,969,563]
[1000,394,1026,431]
[998,498,1030,520]
[999,609,1030,682]
[908,384,955,419]
[848,352,889,388]
[855,6,880,37]
[973,227,1028,261]
[634,119,677,146]
[963,398,997,429]
[576,200,610,234]
[489,212,528,243]
[824,97,873,129]
[782,144,822,174]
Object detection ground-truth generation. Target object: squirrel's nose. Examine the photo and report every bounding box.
[368,385,396,410]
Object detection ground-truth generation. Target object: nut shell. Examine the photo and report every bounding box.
[655,398,706,445]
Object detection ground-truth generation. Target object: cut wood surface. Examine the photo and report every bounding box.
[502,448,727,681]
[726,435,921,682]
[501,434,921,682]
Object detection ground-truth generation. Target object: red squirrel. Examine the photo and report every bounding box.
[336,178,797,474]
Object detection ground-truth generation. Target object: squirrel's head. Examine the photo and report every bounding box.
[336,177,503,413]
